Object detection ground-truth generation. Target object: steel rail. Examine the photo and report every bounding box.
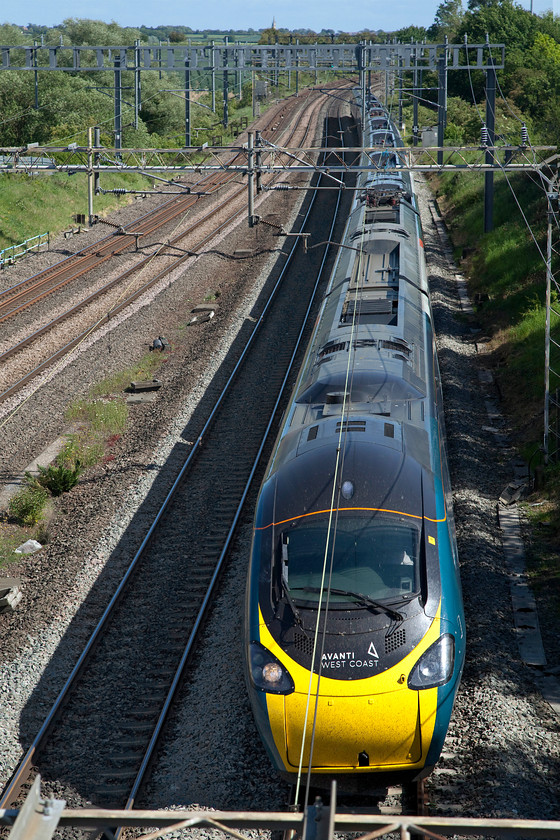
[0,183,249,365]
[0,169,238,322]
[0,172,233,321]
[0,191,283,809]
[0,97,347,811]
[116,121,345,827]
[0,90,337,404]
[0,101,293,320]
[0,201,246,403]
[0,191,193,299]
[0,86,333,326]
[0,251,127,323]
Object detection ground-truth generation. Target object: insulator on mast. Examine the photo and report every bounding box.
[521,123,529,147]
[480,124,489,147]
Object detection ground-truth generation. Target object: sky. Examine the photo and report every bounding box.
[1,0,553,36]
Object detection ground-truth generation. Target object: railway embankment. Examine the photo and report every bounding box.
[0,100,558,824]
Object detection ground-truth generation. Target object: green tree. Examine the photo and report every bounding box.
[427,0,465,40]
[449,2,538,102]
[392,25,428,41]
[537,10,560,42]
[513,31,560,134]
[138,73,186,137]
[258,27,280,44]
[455,1,537,47]
[355,30,379,42]
[61,18,143,45]
[467,0,508,8]
[0,24,29,44]
[0,70,113,145]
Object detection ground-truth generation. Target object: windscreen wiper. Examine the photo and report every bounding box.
[301,586,404,623]
[279,576,305,628]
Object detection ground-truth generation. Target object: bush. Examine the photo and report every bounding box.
[36,461,82,496]
[8,484,49,526]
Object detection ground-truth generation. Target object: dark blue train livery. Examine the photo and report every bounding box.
[244,94,465,781]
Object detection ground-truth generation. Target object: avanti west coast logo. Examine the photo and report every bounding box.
[321,642,379,670]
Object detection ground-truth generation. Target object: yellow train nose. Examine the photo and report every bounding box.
[285,689,422,769]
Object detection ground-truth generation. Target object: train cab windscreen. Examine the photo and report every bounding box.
[279,514,420,605]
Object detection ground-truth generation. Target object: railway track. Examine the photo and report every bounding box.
[297,779,428,814]
[1,82,558,837]
[0,87,318,322]
[0,105,355,819]
[0,86,349,404]
[270,776,428,840]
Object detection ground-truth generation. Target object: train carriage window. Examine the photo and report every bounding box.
[281,515,420,604]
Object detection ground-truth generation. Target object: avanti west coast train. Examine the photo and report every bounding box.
[244,94,465,781]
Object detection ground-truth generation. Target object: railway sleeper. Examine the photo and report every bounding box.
[377,805,403,815]
[93,784,132,797]
[125,704,164,716]
[118,720,158,732]
[195,552,225,563]
[141,690,169,702]
[162,627,196,639]
[188,557,223,567]
[167,627,194,638]
[98,768,139,780]
[145,668,177,678]
[113,737,150,747]
[108,751,145,761]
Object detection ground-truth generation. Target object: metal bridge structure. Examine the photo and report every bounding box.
[0,39,504,74]
[1,776,559,840]
[1,39,503,148]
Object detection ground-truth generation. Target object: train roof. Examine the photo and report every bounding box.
[259,432,437,529]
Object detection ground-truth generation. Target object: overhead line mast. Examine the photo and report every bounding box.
[2,40,559,460]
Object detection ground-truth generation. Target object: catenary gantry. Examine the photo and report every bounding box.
[0,41,504,73]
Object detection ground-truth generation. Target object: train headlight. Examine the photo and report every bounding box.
[249,641,295,694]
[407,634,455,690]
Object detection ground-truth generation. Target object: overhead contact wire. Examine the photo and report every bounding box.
[295,113,371,807]
[303,220,367,809]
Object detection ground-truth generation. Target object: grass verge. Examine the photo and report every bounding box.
[0,171,155,252]
[0,347,169,567]
[430,145,560,654]
[0,75,323,255]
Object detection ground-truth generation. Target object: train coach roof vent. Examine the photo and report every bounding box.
[307,425,319,441]
[349,226,409,244]
[380,338,411,356]
[342,298,395,320]
[336,420,367,433]
[375,226,409,239]
[318,340,347,359]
